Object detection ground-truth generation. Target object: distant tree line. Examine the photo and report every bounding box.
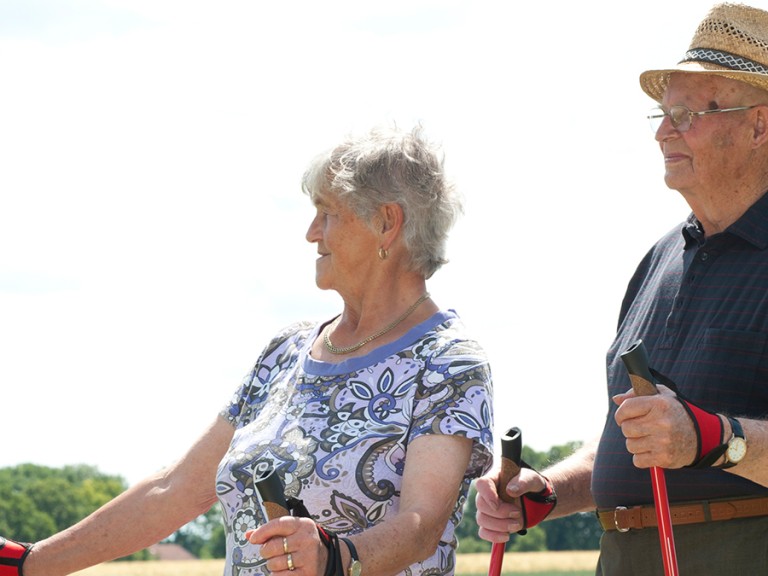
[164,505,225,558]
[0,463,150,560]
[0,463,225,560]
[0,442,600,560]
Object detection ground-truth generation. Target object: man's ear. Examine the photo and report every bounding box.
[752,105,768,148]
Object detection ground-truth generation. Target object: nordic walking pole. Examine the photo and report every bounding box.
[254,468,290,520]
[620,340,680,576]
[488,427,523,576]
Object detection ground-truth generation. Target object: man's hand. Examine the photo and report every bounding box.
[474,468,548,541]
[614,384,699,468]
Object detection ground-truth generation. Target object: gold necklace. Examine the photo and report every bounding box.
[323,292,431,355]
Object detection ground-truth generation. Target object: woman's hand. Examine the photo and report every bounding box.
[246,516,327,576]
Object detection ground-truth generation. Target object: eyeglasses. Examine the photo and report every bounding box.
[647,104,757,133]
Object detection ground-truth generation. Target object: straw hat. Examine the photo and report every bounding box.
[640,3,768,102]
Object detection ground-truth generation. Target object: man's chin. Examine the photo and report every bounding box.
[663,172,690,194]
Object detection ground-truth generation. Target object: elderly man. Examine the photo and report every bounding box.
[476,3,768,575]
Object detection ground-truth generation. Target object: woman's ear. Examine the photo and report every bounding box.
[379,203,404,247]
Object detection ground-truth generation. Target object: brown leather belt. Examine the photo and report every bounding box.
[597,495,768,532]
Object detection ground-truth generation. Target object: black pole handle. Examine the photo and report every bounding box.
[254,468,290,520]
[497,427,523,504]
[620,339,659,397]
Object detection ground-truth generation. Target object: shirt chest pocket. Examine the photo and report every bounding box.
[687,328,768,412]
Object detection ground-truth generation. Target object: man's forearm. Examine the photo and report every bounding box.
[544,438,598,518]
[725,417,768,487]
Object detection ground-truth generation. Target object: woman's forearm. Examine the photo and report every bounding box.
[24,417,232,576]
[25,470,215,576]
[353,435,474,576]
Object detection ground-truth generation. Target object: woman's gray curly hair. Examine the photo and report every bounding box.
[301,125,462,279]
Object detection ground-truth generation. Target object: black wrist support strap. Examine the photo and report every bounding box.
[0,537,33,576]
[286,496,311,518]
[317,526,344,576]
[286,496,344,576]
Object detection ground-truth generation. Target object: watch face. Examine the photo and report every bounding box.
[727,437,747,463]
[350,560,362,576]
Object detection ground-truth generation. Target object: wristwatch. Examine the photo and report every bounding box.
[721,416,747,468]
[340,537,362,576]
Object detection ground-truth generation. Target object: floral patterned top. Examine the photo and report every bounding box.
[216,310,494,576]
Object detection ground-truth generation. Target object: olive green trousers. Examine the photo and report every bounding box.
[596,516,768,575]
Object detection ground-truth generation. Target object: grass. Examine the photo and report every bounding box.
[71,551,599,576]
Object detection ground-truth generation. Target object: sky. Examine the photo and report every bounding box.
[0,0,721,485]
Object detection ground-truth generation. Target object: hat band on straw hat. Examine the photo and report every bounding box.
[639,3,768,102]
[683,48,768,75]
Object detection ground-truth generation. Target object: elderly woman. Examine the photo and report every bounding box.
[5,125,493,576]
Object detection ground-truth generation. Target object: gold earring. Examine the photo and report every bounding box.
[378,247,389,260]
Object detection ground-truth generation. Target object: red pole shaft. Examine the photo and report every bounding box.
[620,341,680,575]
[650,466,679,576]
[488,428,523,576]
[488,542,505,576]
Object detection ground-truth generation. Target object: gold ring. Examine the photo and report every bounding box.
[283,537,289,554]
[286,553,295,571]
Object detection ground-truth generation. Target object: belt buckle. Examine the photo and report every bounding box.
[614,506,630,532]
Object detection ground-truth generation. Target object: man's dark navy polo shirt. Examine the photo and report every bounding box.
[592,192,768,508]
